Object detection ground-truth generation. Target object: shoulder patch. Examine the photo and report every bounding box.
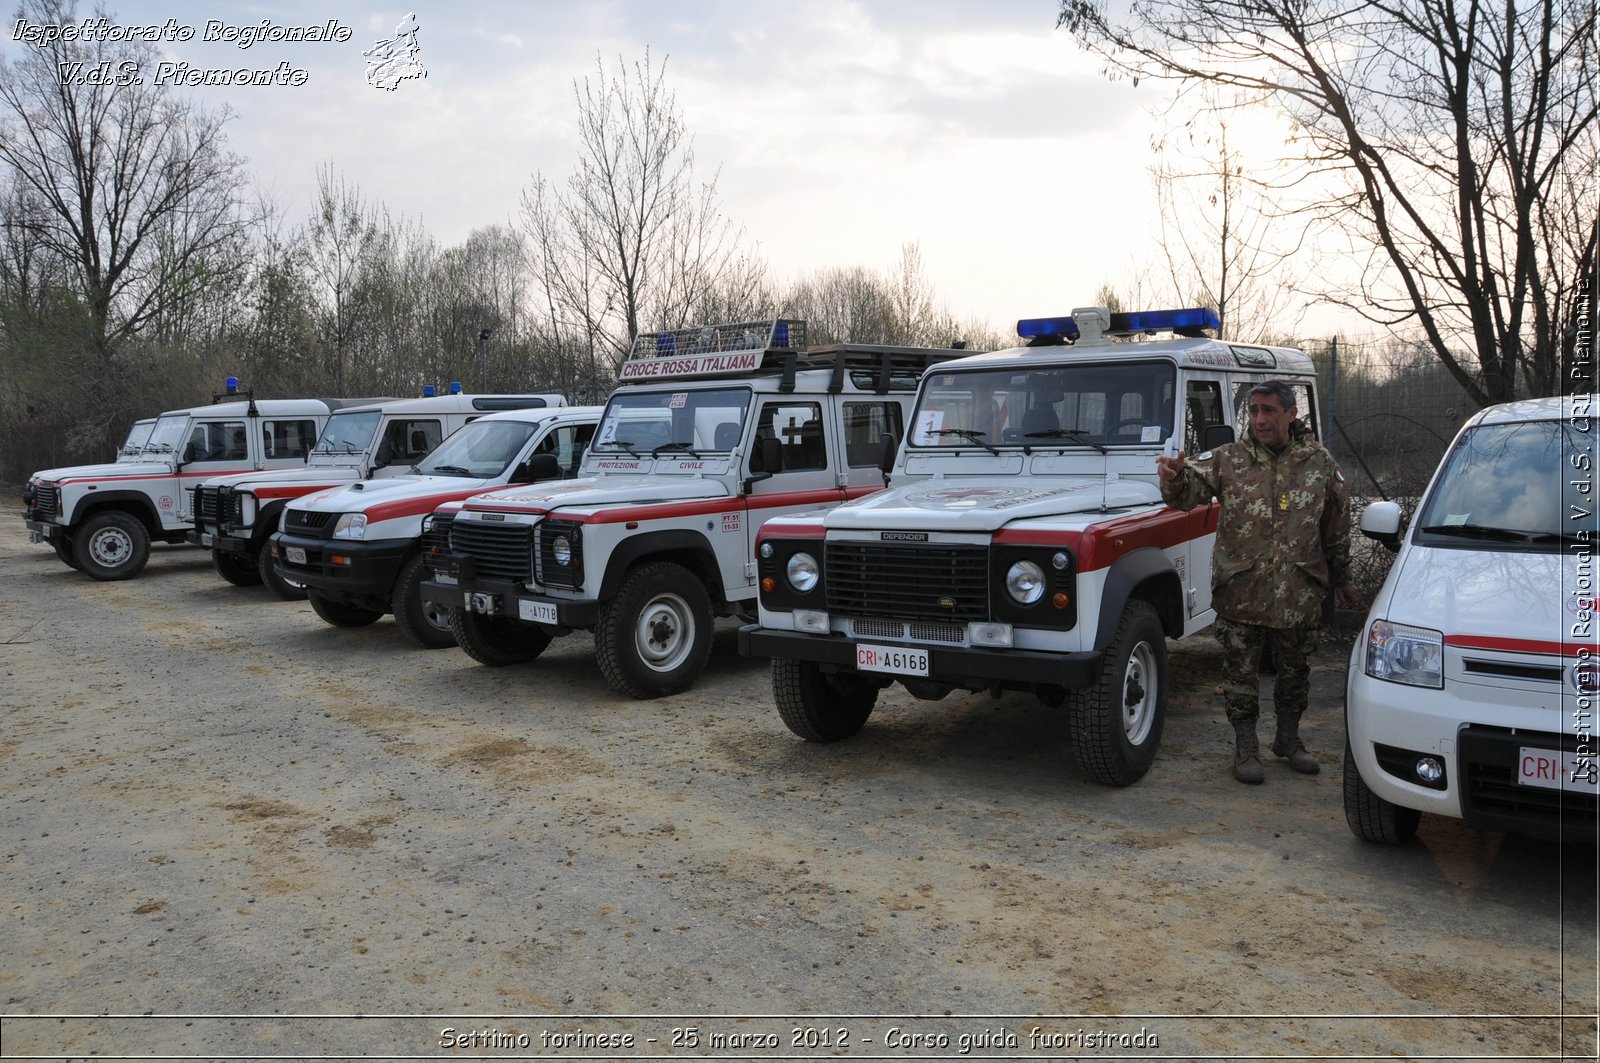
[1196,450,1214,462]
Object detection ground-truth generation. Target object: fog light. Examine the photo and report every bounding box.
[794,609,830,633]
[1052,592,1069,609]
[968,622,1013,647]
[1414,756,1444,786]
[761,577,775,592]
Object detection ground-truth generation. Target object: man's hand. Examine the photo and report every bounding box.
[1335,583,1360,609]
[1156,451,1186,481]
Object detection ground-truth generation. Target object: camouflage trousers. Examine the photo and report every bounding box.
[1214,617,1320,726]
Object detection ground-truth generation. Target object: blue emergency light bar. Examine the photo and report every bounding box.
[224,376,240,393]
[629,319,806,361]
[1016,307,1221,341]
[449,381,463,394]
[423,384,436,397]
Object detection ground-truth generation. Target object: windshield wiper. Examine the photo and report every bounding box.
[652,441,703,459]
[1420,523,1539,542]
[933,428,999,456]
[1026,427,1108,454]
[427,464,474,477]
[600,439,642,458]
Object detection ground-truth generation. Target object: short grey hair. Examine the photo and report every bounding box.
[1248,380,1297,411]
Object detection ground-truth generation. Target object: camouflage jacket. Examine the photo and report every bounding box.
[1160,433,1351,628]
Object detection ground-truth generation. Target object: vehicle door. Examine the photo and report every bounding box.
[1177,373,1231,625]
[833,396,907,498]
[740,397,848,582]
[176,417,253,524]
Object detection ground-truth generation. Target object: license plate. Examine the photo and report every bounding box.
[284,546,306,565]
[519,600,558,624]
[855,643,930,677]
[1518,747,1600,794]
[200,533,214,547]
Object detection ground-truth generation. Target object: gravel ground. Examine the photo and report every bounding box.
[0,513,1595,1061]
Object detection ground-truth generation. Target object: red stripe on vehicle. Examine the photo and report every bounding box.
[56,468,255,486]
[463,488,848,523]
[1444,634,1594,658]
[254,484,339,500]
[366,488,488,524]
[992,503,1217,572]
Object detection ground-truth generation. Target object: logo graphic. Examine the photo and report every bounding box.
[364,12,425,90]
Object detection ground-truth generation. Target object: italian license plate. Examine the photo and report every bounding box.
[200,533,214,547]
[284,546,306,565]
[519,600,558,625]
[1518,747,1600,794]
[855,643,930,677]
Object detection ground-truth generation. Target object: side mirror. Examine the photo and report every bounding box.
[180,442,198,464]
[1202,424,1236,450]
[373,441,394,468]
[877,432,898,476]
[1360,500,1404,553]
[512,452,561,484]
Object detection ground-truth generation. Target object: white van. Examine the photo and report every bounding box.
[1344,394,1599,842]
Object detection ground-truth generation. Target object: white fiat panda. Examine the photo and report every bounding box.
[1345,394,1599,843]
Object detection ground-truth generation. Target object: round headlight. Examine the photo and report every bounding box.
[785,552,820,593]
[1005,560,1046,605]
[551,534,572,566]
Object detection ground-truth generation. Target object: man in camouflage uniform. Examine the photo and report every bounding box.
[1156,381,1359,784]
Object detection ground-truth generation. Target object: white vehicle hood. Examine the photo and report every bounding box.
[823,475,1165,533]
[1379,541,1579,646]
[294,474,495,514]
[200,466,355,491]
[33,459,170,482]
[459,474,729,515]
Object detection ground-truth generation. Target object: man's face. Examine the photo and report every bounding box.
[1248,392,1297,449]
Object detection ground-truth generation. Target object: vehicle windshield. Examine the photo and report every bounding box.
[1416,418,1597,541]
[593,386,749,456]
[118,421,155,459]
[909,361,1177,450]
[144,414,192,455]
[313,410,382,454]
[417,419,539,478]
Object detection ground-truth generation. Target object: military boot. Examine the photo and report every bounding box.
[1232,720,1264,785]
[1271,712,1320,774]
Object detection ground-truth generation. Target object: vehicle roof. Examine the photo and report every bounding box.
[938,334,1317,376]
[1466,393,1598,427]
[470,404,604,423]
[327,393,568,416]
[155,398,337,419]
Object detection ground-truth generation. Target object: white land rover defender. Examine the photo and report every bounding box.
[22,380,363,581]
[418,319,965,698]
[269,404,601,647]
[738,306,1324,786]
[189,390,566,599]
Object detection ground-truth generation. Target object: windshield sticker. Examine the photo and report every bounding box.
[913,410,945,445]
[669,392,688,409]
[1141,426,1163,443]
[1444,513,1469,525]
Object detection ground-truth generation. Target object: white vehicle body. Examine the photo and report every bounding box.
[189,392,566,598]
[1344,394,1599,842]
[420,319,962,698]
[740,306,1325,786]
[268,405,601,646]
[22,386,353,581]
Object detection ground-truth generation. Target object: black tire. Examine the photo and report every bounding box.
[51,536,81,570]
[1068,599,1167,786]
[74,510,151,581]
[258,539,308,601]
[773,657,877,742]
[212,547,263,587]
[391,553,456,649]
[595,561,714,699]
[307,590,383,628]
[1343,742,1421,843]
[449,606,551,665]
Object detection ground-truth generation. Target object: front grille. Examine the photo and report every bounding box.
[195,487,219,528]
[851,618,967,644]
[826,541,989,622]
[218,488,244,527]
[30,483,59,519]
[535,520,583,589]
[285,509,334,534]
[449,519,533,582]
[1459,728,1598,837]
[421,514,454,573]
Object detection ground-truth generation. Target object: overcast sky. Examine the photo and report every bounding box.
[4,1,1351,341]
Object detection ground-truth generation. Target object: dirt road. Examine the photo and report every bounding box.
[0,515,1594,1060]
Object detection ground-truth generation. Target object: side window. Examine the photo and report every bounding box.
[534,424,597,477]
[187,420,247,462]
[843,402,904,467]
[755,401,827,472]
[1185,381,1226,454]
[262,419,316,460]
[384,419,443,461]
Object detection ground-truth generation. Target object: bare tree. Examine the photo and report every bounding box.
[1059,0,1600,404]
[0,0,249,360]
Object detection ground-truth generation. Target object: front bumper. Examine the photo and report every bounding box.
[274,532,414,600]
[419,576,600,629]
[24,518,60,543]
[737,624,1102,690]
[187,527,252,553]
